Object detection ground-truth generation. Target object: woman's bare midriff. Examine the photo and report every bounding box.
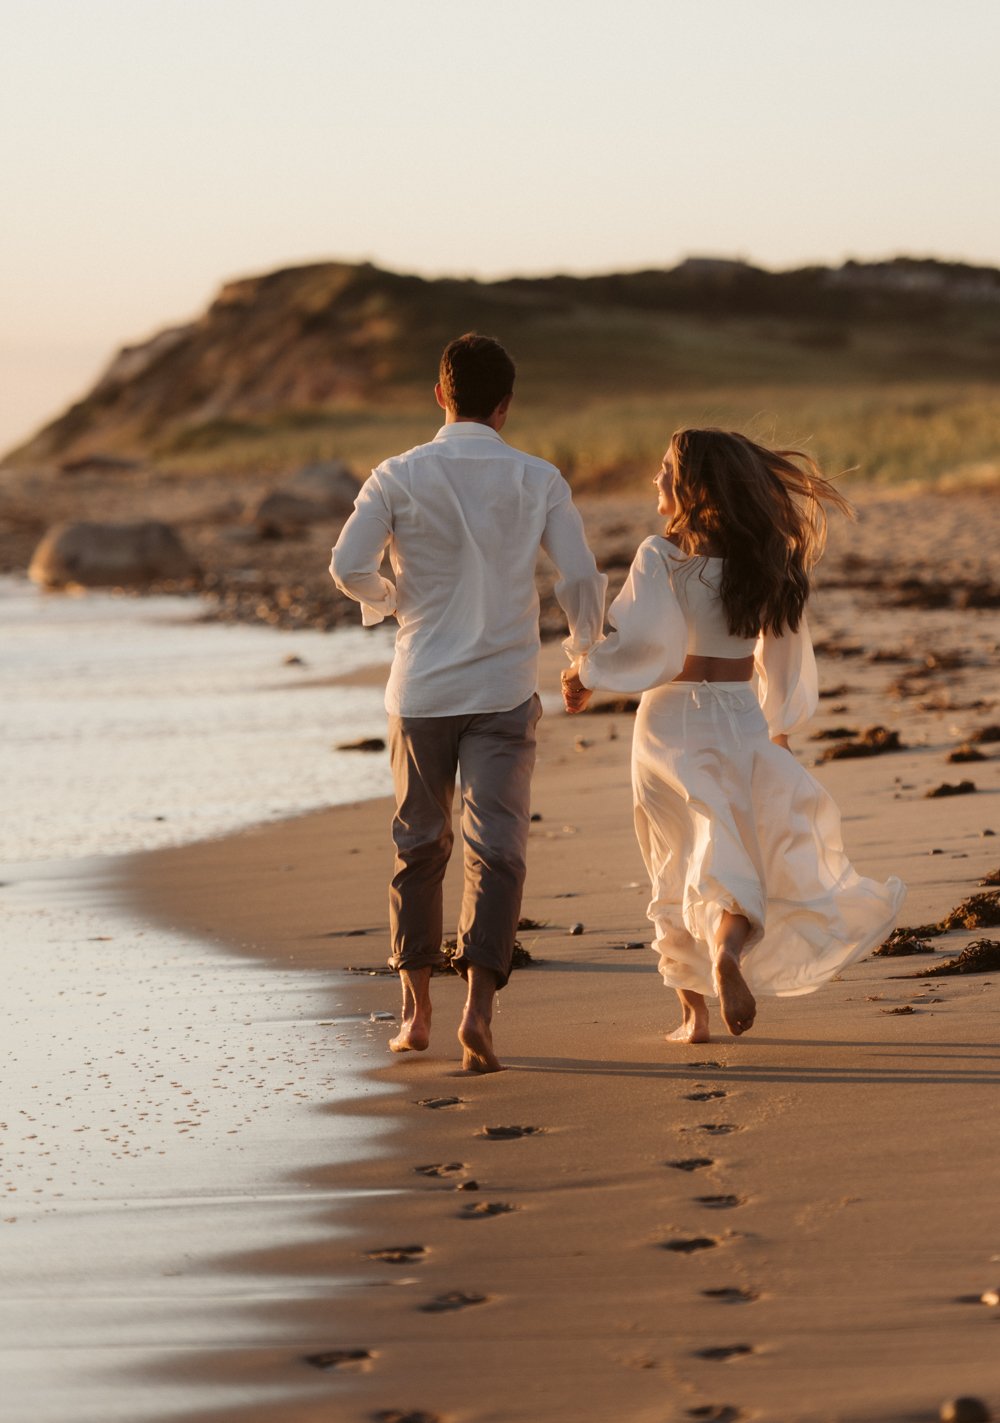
[673,653,755,683]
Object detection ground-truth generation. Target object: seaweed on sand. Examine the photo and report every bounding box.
[817,726,906,762]
[894,939,1000,978]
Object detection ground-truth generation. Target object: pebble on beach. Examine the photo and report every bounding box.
[939,1398,992,1423]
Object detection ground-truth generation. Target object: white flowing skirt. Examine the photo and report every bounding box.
[632,682,906,998]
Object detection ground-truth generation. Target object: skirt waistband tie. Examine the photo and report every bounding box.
[691,680,746,749]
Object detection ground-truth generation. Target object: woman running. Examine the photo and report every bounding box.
[561,428,905,1043]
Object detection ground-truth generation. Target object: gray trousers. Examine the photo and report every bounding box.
[387,695,541,989]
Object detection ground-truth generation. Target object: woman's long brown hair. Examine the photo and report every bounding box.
[663,428,853,637]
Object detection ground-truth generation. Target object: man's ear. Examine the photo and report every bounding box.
[434,382,448,411]
[494,392,513,419]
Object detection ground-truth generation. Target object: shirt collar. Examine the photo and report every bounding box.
[433,422,506,443]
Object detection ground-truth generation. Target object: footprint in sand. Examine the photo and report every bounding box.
[661,1236,720,1253]
[415,1097,465,1110]
[459,1201,516,1219]
[695,1195,744,1210]
[685,1089,728,1102]
[365,1245,427,1264]
[303,1348,374,1370]
[702,1287,759,1304]
[477,1124,543,1140]
[419,1290,490,1313]
[374,1412,443,1423]
[692,1344,755,1361]
[414,1162,466,1177]
[667,1157,715,1172]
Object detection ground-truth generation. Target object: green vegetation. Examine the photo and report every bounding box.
[152,381,1000,493]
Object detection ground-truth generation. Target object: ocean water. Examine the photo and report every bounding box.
[0,578,400,1420]
[0,576,395,863]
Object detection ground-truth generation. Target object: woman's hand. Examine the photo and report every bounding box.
[561,667,592,715]
[771,733,790,751]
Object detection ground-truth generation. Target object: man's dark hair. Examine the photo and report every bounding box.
[438,333,515,420]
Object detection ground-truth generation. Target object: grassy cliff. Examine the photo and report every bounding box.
[7,257,1000,488]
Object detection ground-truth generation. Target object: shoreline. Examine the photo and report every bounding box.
[3,485,999,640]
[6,486,1000,1422]
[117,619,1000,1423]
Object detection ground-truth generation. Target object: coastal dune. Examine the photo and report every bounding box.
[125,531,1000,1423]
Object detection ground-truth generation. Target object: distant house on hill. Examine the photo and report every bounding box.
[675,256,753,278]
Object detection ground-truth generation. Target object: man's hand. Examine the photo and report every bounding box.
[561,667,592,715]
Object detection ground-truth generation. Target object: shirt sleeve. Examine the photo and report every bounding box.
[573,539,688,693]
[753,612,818,736]
[540,478,608,656]
[329,474,397,626]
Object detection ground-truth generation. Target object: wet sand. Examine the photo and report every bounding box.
[9,490,1000,1423]
[122,543,1000,1422]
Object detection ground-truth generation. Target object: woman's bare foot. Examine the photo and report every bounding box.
[389,968,432,1053]
[666,988,711,1044]
[713,951,756,1037]
[666,1017,712,1044]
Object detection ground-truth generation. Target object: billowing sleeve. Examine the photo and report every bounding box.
[573,539,687,693]
[329,473,397,626]
[541,476,608,656]
[753,612,818,736]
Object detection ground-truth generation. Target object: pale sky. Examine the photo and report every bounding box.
[2,0,998,454]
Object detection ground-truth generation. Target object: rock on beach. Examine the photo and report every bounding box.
[28,520,198,589]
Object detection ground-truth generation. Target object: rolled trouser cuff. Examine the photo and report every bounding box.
[387,946,451,975]
[450,943,512,991]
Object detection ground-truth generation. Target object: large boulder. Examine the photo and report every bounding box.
[247,461,361,537]
[29,520,199,589]
[287,460,360,514]
[247,489,326,538]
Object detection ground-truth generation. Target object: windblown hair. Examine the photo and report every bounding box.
[439,332,516,420]
[664,428,853,637]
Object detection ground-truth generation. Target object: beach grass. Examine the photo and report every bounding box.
[153,379,1000,493]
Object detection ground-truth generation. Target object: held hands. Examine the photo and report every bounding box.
[561,666,592,715]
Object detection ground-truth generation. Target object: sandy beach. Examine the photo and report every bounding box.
[6,489,1000,1423]
[6,8,1000,1417]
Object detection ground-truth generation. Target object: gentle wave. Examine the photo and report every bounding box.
[0,577,394,863]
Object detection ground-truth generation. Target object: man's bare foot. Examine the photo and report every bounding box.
[458,1010,504,1074]
[389,1015,431,1053]
[389,968,432,1053]
[713,951,756,1036]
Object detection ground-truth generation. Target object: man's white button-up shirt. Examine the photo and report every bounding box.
[330,422,607,717]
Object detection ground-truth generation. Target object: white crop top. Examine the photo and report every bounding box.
[571,535,819,737]
[666,549,758,657]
